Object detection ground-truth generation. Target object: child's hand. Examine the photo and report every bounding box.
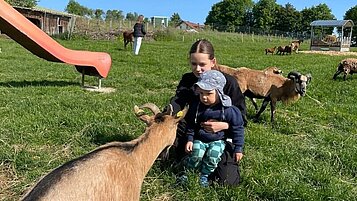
[185,141,193,153]
[201,120,229,133]
[235,152,243,162]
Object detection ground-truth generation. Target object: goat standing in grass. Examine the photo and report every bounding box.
[253,71,311,122]
[21,103,186,201]
[291,39,303,53]
[265,46,277,55]
[276,45,292,55]
[214,65,311,123]
[123,31,134,49]
[214,65,283,112]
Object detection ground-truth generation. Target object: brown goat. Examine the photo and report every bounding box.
[214,65,311,122]
[123,31,134,49]
[276,45,293,55]
[214,65,283,111]
[20,103,187,201]
[333,58,357,80]
[265,46,277,55]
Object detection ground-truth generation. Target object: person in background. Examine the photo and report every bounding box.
[133,15,146,55]
[182,70,244,187]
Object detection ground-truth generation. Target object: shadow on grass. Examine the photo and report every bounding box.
[89,132,134,145]
[82,125,135,145]
[0,80,80,87]
[116,47,132,51]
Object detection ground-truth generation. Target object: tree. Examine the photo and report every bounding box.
[65,0,91,17]
[93,9,104,20]
[273,3,301,33]
[252,0,279,32]
[205,0,254,31]
[169,13,181,27]
[5,0,37,7]
[344,5,357,43]
[126,12,138,21]
[105,10,124,21]
[301,3,335,33]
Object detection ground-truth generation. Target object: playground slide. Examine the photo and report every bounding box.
[0,0,111,78]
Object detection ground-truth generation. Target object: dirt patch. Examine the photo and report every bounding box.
[0,162,19,200]
[82,86,116,93]
[300,50,357,57]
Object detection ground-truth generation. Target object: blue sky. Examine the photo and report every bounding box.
[37,0,356,24]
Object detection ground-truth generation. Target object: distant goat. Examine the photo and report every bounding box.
[276,45,292,55]
[20,103,187,201]
[214,65,283,112]
[265,46,277,55]
[123,31,134,49]
[323,35,337,44]
[291,39,303,53]
[333,58,357,80]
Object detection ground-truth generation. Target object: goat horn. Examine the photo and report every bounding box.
[134,105,145,116]
[287,71,301,80]
[139,103,161,115]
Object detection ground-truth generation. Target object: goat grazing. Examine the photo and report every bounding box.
[323,35,337,44]
[276,45,292,55]
[123,31,134,49]
[333,58,357,81]
[20,103,187,201]
[214,65,283,111]
[265,46,277,55]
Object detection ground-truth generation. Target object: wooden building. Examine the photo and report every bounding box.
[176,20,204,32]
[14,6,74,36]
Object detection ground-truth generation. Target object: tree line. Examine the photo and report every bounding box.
[205,0,357,37]
[5,0,357,40]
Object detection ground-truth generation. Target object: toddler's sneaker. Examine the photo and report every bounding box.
[199,175,209,187]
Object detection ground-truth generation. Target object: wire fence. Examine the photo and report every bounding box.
[66,17,308,42]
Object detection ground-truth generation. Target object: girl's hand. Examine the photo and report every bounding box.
[185,141,193,153]
[201,120,229,133]
[235,152,243,162]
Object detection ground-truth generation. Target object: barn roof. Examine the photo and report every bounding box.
[14,5,74,17]
[310,20,354,27]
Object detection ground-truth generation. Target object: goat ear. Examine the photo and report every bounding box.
[175,107,188,121]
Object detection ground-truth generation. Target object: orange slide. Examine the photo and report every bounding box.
[0,0,111,78]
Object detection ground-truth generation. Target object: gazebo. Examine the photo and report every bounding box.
[310,20,354,52]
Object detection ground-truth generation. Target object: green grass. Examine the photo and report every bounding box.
[0,32,357,201]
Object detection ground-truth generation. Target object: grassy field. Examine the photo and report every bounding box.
[0,32,357,201]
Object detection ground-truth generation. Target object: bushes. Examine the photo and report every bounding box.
[152,28,187,41]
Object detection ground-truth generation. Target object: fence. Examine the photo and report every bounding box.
[66,17,307,43]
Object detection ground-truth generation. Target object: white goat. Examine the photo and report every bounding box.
[20,103,186,201]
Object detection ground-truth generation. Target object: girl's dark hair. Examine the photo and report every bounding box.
[189,39,215,60]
